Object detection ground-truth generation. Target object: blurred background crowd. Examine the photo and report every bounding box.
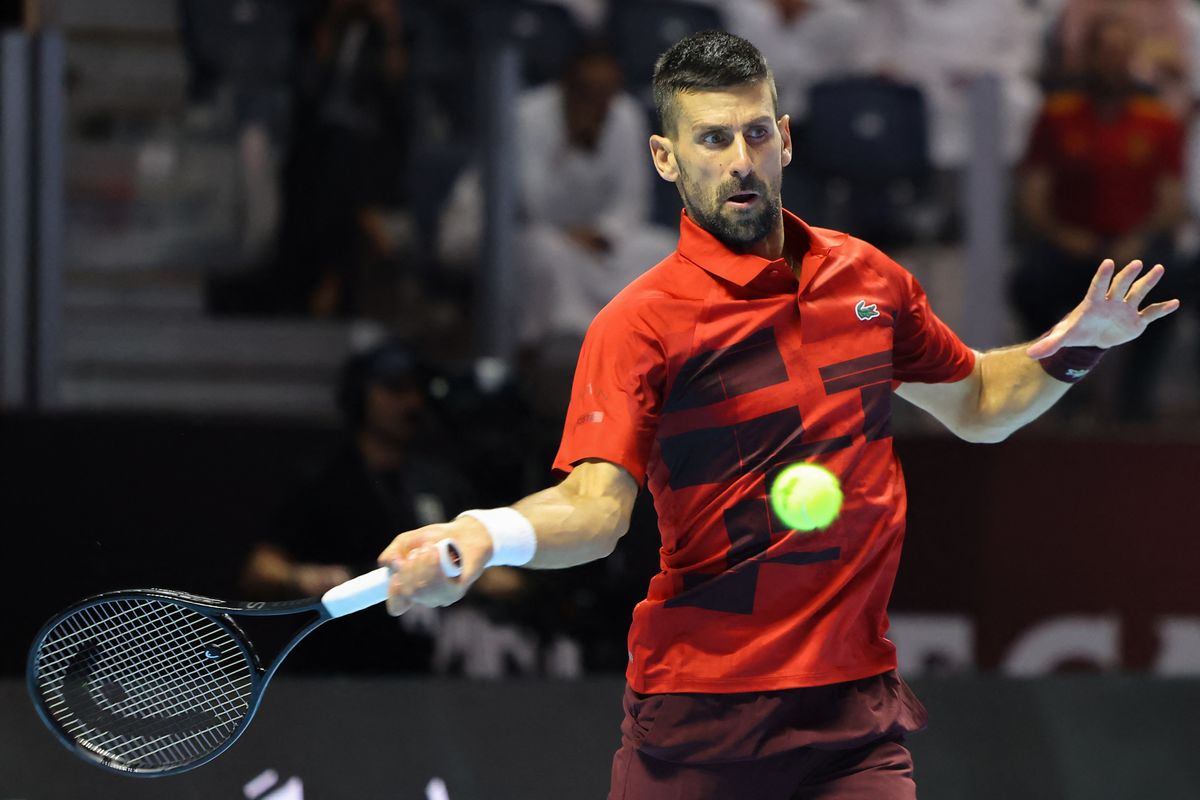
[4,0,1200,681]
[43,0,1200,426]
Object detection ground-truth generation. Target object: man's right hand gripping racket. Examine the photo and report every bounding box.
[26,538,461,776]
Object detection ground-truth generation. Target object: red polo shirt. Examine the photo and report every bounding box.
[553,210,975,694]
[1022,91,1184,237]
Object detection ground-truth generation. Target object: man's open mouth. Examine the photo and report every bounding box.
[725,192,760,207]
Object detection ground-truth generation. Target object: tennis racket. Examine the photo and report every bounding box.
[27,539,461,777]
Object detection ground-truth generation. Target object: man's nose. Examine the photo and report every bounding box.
[728,135,753,179]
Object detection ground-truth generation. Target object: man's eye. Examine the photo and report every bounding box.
[701,132,726,145]
[747,127,769,141]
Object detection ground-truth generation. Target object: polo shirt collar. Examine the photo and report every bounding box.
[676,209,841,290]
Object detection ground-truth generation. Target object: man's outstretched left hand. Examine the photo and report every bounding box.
[1026,258,1181,359]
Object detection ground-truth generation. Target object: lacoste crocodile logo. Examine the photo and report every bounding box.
[855,300,880,321]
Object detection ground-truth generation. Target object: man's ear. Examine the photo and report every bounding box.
[778,113,793,168]
[649,135,679,182]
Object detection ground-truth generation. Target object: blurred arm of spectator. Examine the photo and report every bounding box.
[240,338,533,605]
[435,165,483,271]
[1019,132,1185,263]
[586,94,653,249]
[242,542,354,597]
[1108,176,1185,266]
[1019,167,1103,258]
[359,206,400,259]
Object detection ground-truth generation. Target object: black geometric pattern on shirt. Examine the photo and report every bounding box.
[821,350,893,442]
[665,495,843,614]
[659,407,853,490]
[818,350,891,382]
[662,351,893,614]
[663,327,790,413]
[819,350,893,394]
[860,383,893,442]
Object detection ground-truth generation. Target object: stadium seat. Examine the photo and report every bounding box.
[607,1,724,108]
[178,0,298,97]
[471,2,583,87]
[802,76,932,244]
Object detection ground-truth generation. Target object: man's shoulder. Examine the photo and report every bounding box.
[1041,90,1089,118]
[517,83,561,117]
[816,225,898,272]
[1127,95,1184,128]
[812,226,918,304]
[592,250,704,325]
[613,251,696,298]
[608,91,647,122]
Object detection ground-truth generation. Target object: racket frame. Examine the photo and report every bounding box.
[28,541,459,776]
[27,588,331,777]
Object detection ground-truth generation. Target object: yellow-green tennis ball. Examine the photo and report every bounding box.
[769,463,843,531]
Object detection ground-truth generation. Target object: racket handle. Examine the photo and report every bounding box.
[321,538,463,618]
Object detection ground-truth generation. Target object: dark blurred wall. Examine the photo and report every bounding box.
[2,412,1196,676]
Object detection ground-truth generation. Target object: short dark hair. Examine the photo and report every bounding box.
[652,31,777,137]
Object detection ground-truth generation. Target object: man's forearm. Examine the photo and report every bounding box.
[510,483,632,568]
[969,345,1074,441]
[376,461,639,615]
[444,461,638,571]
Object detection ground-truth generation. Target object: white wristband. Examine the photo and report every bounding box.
[456,507,537,567]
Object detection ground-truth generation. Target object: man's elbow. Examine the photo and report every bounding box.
[952,411,1014,444]
[956,425,1012,444]
[591,496,633,559]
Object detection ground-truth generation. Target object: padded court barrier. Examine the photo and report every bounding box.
[4,677,1200,799]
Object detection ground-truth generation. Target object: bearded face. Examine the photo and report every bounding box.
[651,80,792,254]
[677,163,783,250]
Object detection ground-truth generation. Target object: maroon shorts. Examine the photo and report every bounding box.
[608,671,927,800]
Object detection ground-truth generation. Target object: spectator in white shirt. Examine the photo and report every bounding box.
[859,0,1043,170]
[438,45,676,350]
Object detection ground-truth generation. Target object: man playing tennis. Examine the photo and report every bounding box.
[379,32,1178,798]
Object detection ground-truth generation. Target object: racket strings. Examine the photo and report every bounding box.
[71,605,246,758]
[32,598,255,772]
[43,600,250,766]
[42,602,241,763]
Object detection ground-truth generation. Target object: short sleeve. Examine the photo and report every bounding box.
[552,304,666,485]
[892,270,976,384]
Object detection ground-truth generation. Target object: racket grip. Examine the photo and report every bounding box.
[321,538,462,618]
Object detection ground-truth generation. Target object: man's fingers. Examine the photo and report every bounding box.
[386,543,462,612]
[1086,258,1115,301]
[1106,259,1143,301]
[377,527,442,566]
[1124,263,1165,307]
[386,591,413,617]
[1139,298,1181,323]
